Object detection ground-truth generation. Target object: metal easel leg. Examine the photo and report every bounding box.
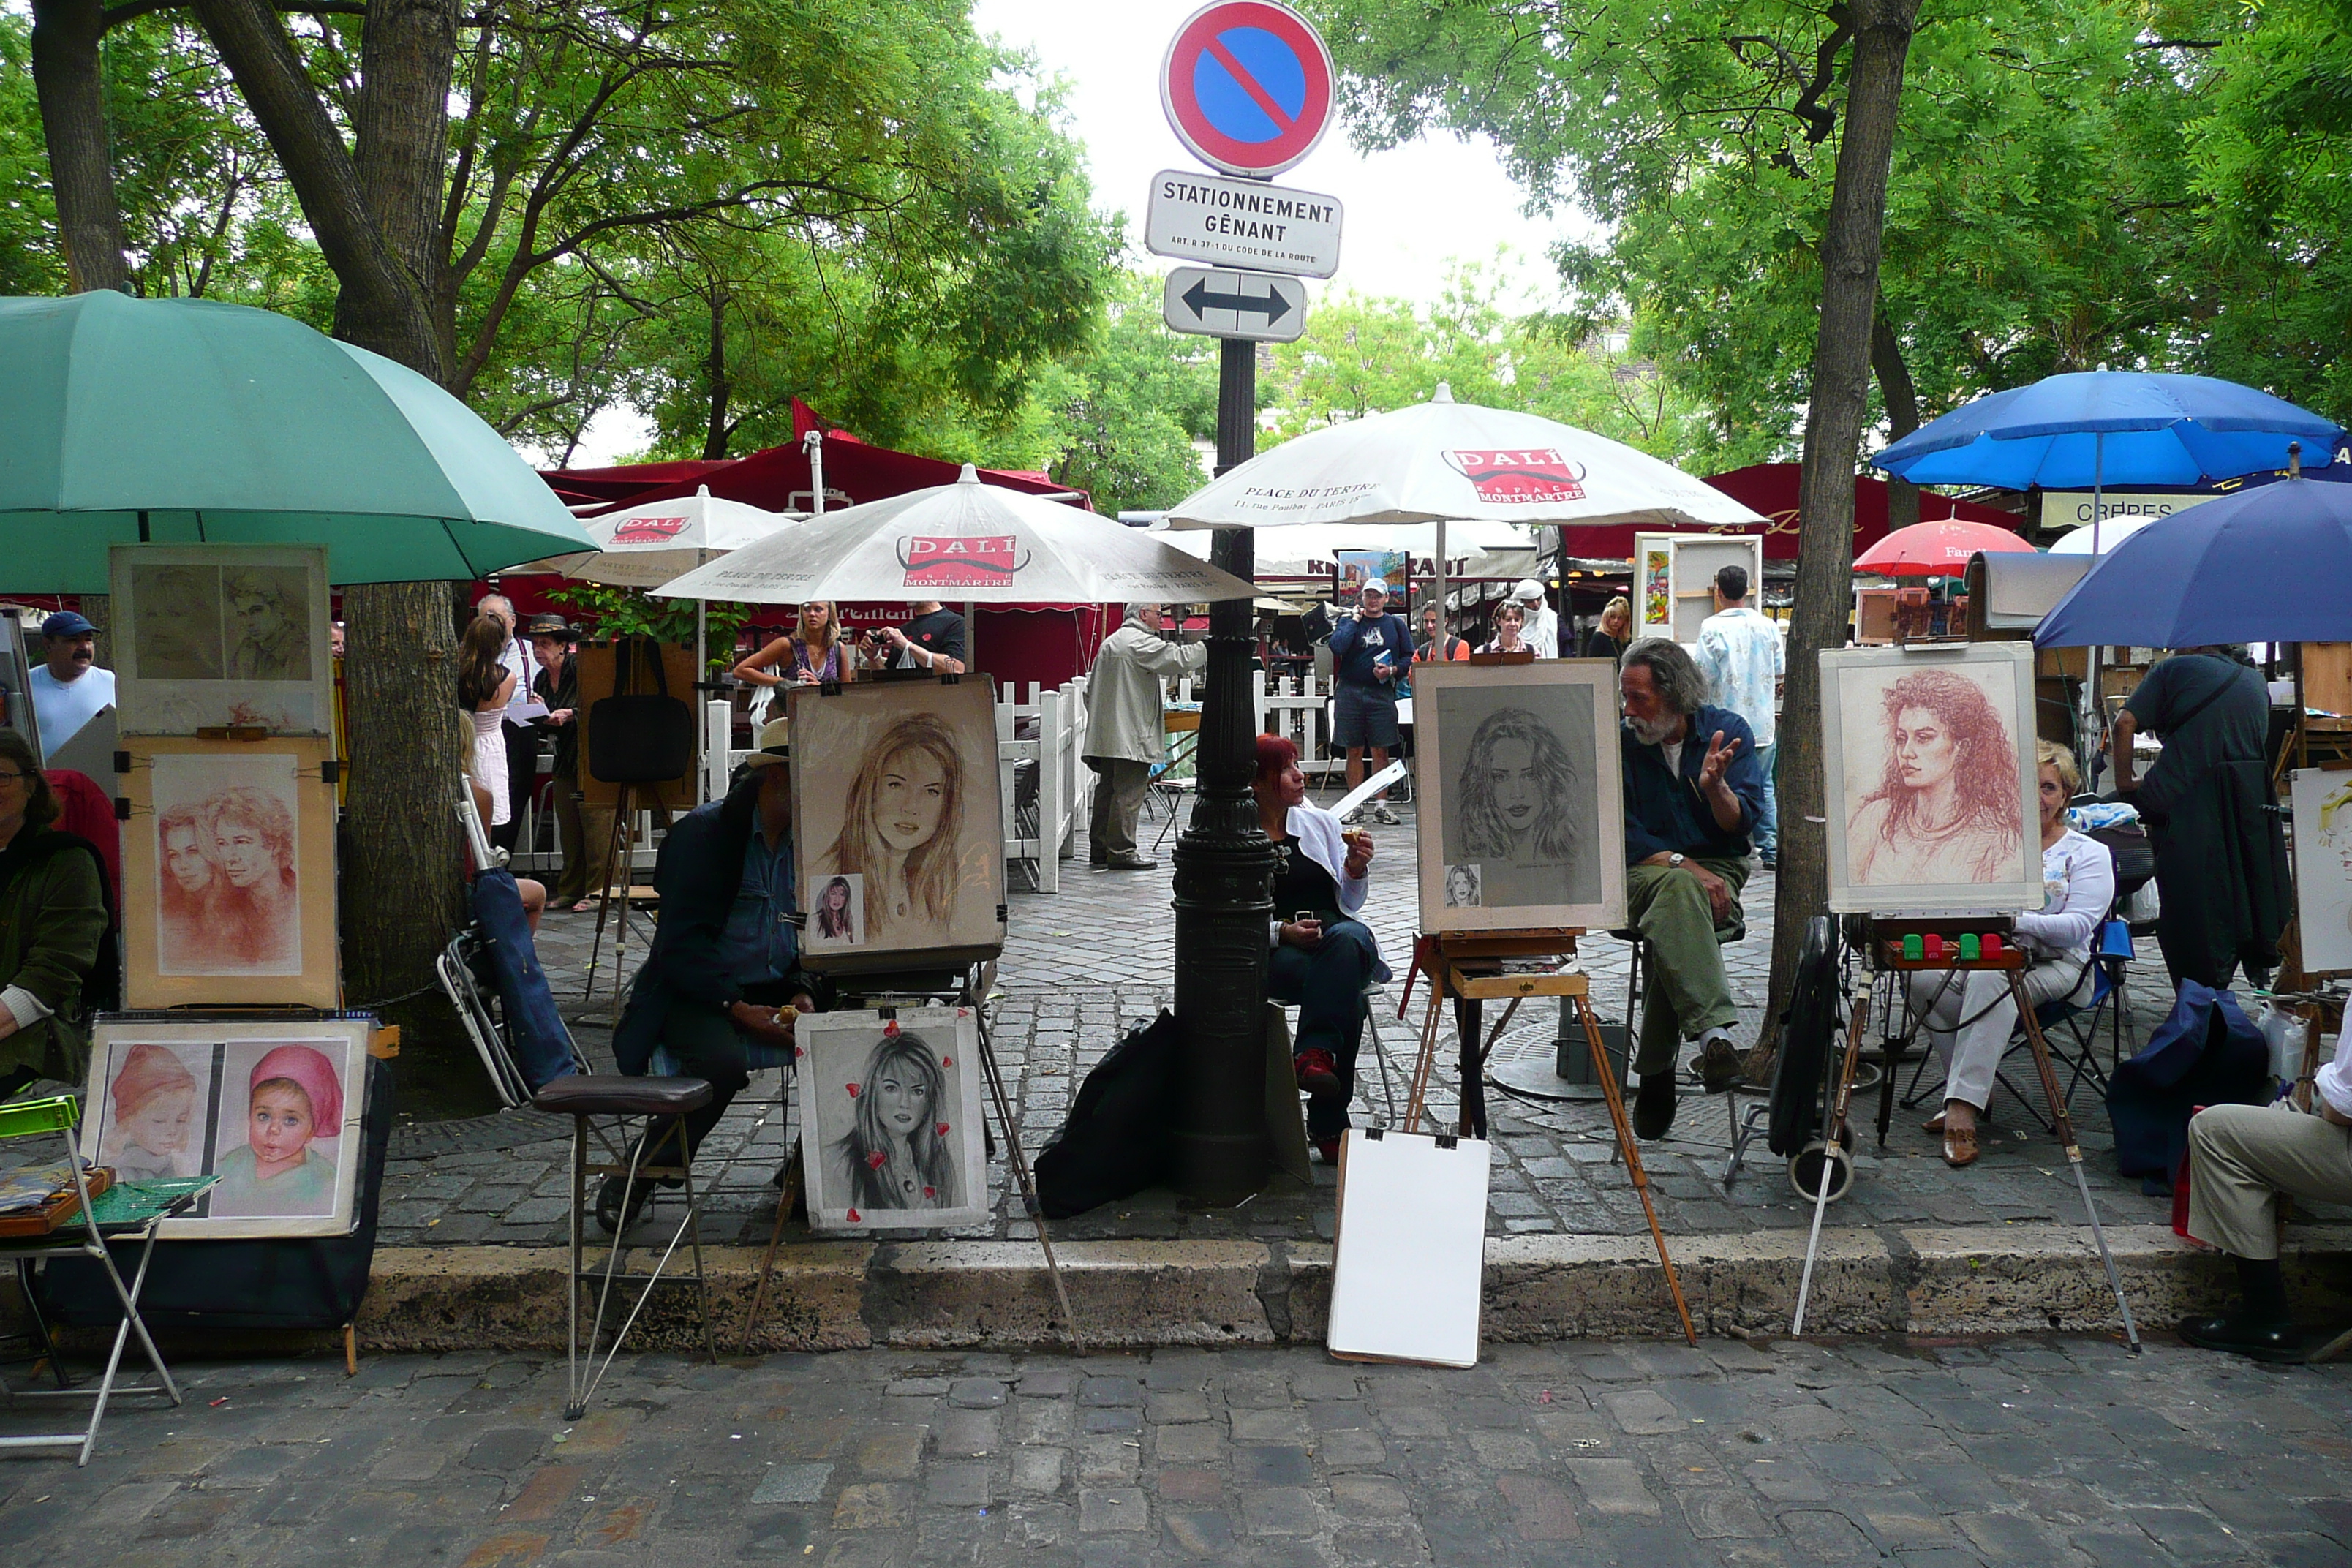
[1793,991,1871,1338]
[2012,973,2141,1353]
[1575,992,1697,1346]
[582,782,632,1002]
[974,1004,1083,1353]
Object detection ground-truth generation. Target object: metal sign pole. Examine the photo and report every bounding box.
[1170,334,1275,1202]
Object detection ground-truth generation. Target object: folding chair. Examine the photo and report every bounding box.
[1898,922,2133,1133]
[0,1096,215,1466]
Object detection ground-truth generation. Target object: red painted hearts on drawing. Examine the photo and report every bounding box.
[935,1123,950,1138]
[923,1186,935,1199]
[845,1082,859,1098]
[941,1058,953,1068]
[867,1150,886,1169]
[846,1207,861,1223]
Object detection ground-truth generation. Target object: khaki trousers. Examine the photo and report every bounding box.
[1624,856,1748,1077]
[2186,1101,2352,1260]
[1087,758,1153,861]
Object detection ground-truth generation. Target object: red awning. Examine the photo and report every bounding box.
[1555,463,2021,562]
[540,399,1090,516]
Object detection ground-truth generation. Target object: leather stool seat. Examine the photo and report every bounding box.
[533,1074,712,1117]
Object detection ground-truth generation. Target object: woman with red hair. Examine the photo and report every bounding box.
[1254,734,1389,1162]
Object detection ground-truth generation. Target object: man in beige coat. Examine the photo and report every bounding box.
[1083,603,1206,871]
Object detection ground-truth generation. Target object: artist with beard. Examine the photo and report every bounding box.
[1617,638,1765,1140]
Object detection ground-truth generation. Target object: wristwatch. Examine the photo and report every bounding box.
[1667,853,1686,869]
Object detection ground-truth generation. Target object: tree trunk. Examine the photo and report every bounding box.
[702,281,731,460]
[29,0,129,293]
[191,0,444,377]
[1872,311,1922,532]
[194,0,481,1105]
[1758,0,1921,1063]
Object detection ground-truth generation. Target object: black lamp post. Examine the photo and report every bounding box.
[1168,335,1274,1202]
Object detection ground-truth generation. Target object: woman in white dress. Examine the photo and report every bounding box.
[457,615,517,828]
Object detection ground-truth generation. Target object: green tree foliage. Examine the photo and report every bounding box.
[1264,259,1731,464]
[1027,269,1219,516]
[1305,0,2352,440]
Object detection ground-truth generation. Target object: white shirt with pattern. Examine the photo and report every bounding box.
[1695,606,1783,748]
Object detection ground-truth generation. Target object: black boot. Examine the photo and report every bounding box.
[1632,1071,1677,1140]
[2180,1256,2299,1364]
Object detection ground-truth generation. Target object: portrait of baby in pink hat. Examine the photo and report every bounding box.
[206,1043,343,1218]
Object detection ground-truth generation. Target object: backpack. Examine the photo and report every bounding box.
[1033,1010,1181,1219]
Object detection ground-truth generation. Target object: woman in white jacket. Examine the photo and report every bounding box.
[1255,734,1392,1161]
[1907,741,2114,1168]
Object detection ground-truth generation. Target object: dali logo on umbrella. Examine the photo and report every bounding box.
[1444,448,1588,504]
[611,516,690,543]
[899,533,1028,589]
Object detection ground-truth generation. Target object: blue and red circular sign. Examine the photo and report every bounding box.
[1160,1,1335,178]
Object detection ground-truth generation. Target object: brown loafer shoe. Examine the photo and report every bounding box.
[1922,1112,1945,1134]
[1942,1126,1979,1167]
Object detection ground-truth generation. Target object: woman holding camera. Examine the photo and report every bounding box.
[1254,734,1389,1163]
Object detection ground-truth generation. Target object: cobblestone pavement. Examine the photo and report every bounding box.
[377,802,2299,1252]
[3,1338,2349,1566]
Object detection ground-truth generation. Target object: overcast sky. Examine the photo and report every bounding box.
[568,1,1583,464]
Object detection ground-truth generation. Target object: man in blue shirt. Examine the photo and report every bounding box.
[608,721,830,1229]
[1618,638,1767,1139]
[1327,579,1412,824]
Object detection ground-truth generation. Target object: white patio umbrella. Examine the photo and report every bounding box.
[549,485,802,587]
[2048,516,2157,554]
[1163,383,1767,619]
[651,466,1259,653]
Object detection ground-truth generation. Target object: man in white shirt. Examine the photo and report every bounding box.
[1693,565,1784,867]
[2181,1074,2352,1362]
[26,611,115,752]
[1511,579,1559,658]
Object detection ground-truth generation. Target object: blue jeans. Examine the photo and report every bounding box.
[1267,919,1379,1137]
[1754,741,1778,859]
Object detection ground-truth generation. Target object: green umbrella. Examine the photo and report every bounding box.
[0,291,592,590]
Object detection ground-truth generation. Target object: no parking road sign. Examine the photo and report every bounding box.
[1161,0,1336,178]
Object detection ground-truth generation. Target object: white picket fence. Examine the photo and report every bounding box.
[998,678,1090,893]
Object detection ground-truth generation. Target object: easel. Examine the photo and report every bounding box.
[735,967,1085,1356]
[580,778,651,1025]
[1406,929,1697,1346]
[1793,916,2142,1349]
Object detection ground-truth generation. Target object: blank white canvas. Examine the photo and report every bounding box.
[1327,1131,1490,1368]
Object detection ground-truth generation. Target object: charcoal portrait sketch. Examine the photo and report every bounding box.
[791,679,1004,969]
[110,544,331,734]
[1412,660,1624,932]
[796,1009,988,1232]
[1823,644,2040,913]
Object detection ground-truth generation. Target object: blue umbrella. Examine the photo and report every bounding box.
[1874,372,2343,492]
[2035,477,2352,648]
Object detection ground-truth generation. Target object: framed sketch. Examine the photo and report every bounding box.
[119,735,339,1009]
[1821,644,2040,914]
[1411,660,1626,933]
[788,676,1006,971]
[109,543,332,735]
[2291,769,2352,976]
[796,1008,988,1232]
[82,1017,370,1237]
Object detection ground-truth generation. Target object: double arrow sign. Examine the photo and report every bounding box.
[1161,267,1309,344]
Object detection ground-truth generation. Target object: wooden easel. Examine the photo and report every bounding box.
[1406,928,1697,1346]
[1805,916,2141,1351]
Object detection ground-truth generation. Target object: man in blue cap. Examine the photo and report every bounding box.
[27,611,114,751]
[1328,578,1411,825]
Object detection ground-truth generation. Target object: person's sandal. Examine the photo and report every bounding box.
[1942,1125,1980,1167]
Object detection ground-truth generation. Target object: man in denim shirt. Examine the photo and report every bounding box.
[609,720,829,1228]
[1618,638,1766,1139]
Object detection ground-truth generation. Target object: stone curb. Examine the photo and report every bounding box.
[15,1227,2349,1357]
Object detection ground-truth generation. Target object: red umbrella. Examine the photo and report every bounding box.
[1852,519,2032,576]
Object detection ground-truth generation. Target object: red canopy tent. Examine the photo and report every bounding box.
[526,402,1113,690]
[1556,463,2022,562]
